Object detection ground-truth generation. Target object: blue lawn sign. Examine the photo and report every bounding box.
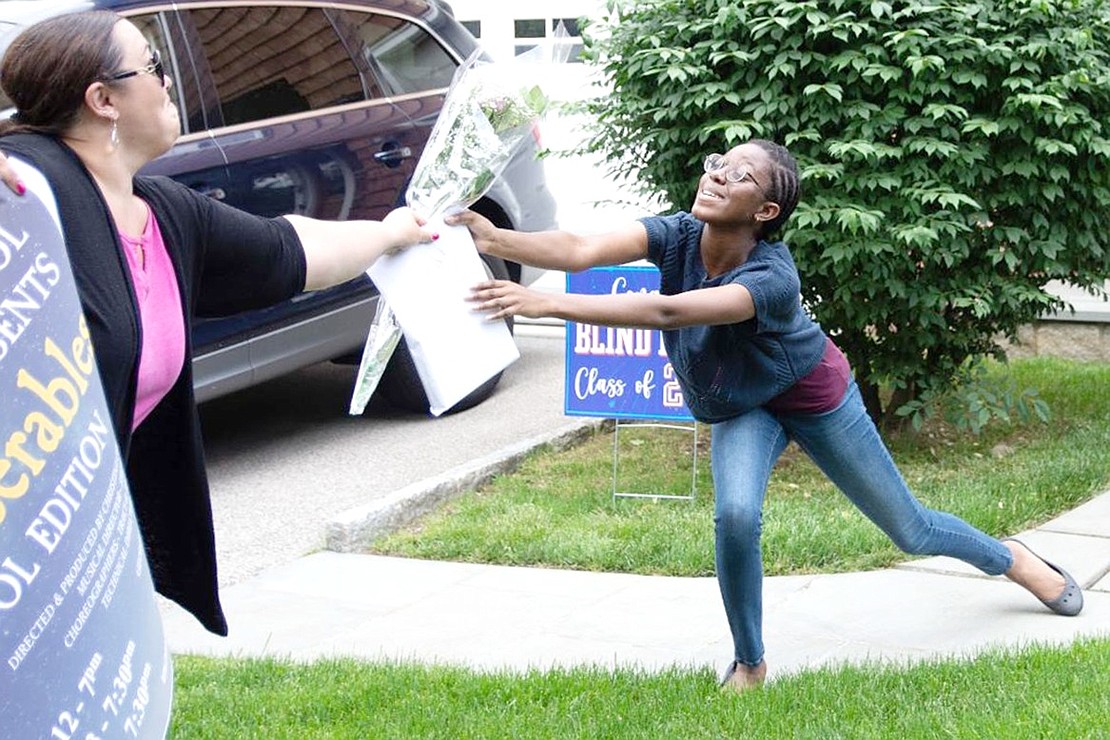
[1,164,172,739]
[564,266,693,421]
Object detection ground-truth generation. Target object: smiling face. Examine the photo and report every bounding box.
[690,143,778,230]
[105,20,180,160]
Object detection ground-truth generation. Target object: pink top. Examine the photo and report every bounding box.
[118,202,186,430]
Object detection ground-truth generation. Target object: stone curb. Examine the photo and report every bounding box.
[324,417,610,552]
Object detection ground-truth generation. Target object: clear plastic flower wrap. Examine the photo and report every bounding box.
[347,299,402,415]
[406,48,549,219]
[349,47,553,415]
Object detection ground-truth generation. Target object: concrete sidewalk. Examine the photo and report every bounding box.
[159,485,1110,682]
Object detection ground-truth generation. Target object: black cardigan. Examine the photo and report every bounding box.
[1,134,307,635]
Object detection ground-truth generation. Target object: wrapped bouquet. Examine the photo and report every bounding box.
[349,49,550,416]
[407,51,549,218]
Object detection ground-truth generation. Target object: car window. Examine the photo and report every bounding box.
[128,12,198,135]
[187,5,365,127]
[337,9,457,95]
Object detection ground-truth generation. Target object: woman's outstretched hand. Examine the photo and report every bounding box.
[469,278,551,321]
[382,206,437,254]
[444,209,498,254]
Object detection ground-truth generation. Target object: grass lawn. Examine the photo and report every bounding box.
[370,357,1110,576]
[173,638,1110,738]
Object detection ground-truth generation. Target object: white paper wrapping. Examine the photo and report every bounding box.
[367,218,519,415]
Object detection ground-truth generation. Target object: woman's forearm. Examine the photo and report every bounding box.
[447,210,648,272]
[288,210,432,291]
[477,226,593,271]
[545,292,686,329]
[470,280,754,329]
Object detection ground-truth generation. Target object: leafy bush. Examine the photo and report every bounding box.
[580,0,1110,425]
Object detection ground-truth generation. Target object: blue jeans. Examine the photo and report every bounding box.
[711,382,1013,666]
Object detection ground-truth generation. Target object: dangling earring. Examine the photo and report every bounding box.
[110,115,120,150]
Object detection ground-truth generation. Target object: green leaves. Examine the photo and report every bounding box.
[962,118,1001,137]
[803,83,845,102]
[869,1,893,19]
[582,0,1110,426]
[834,205,885,234]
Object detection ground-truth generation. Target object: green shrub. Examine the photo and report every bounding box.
[580,0,1110,425]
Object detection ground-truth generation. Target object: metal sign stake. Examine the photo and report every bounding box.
[611,419,699,501]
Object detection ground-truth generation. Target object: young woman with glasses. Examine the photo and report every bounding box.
[0,11,434,636]
[448,139,1084,692]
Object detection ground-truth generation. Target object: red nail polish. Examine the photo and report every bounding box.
[16,181,26,195]
[431,233,440,241]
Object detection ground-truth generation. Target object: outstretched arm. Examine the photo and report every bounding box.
[286,207,436,291]
[445,209,649,272]
[470,279,756,330]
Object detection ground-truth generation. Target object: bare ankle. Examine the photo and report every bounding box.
[1003,539,1066,601]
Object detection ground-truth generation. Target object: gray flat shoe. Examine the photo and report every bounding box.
[719,660,739,687]
[719,660,767,692]
[1003,538,1084,617]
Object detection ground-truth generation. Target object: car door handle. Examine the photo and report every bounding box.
[373,145,413,168]
[195,186,227,200]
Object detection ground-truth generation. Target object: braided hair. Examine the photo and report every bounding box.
[748,139,800,239]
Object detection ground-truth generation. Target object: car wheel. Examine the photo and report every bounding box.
[375,253,514,414]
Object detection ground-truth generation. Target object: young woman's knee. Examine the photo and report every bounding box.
[886,523,933,556]
[714,501,763,537]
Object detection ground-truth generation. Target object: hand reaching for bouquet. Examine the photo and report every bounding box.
[444,209,499,254]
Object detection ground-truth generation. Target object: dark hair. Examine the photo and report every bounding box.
[0,11,123,137]
[749,138,800,238]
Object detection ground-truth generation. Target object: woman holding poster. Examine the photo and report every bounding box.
[452,139,1083,692]
[0,11,434,636]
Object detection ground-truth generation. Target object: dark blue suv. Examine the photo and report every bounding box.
[0,0,558,413]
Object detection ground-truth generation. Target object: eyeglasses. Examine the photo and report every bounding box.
[703,153,765,193]
[104,49,165,85]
